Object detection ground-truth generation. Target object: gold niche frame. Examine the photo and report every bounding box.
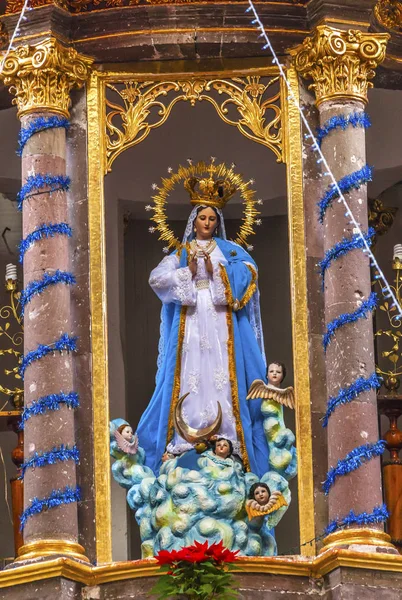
[87,59,315,565]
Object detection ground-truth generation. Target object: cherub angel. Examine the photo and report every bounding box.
[114,423,139,455]
[246,361,295,409]
[245,482,288,520]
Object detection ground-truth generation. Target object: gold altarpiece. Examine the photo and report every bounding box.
[86,60,315,565]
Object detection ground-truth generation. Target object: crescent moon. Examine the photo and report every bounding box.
[173,392,222,443]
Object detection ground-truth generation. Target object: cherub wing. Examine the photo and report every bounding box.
[115,430,139,454]
[246,380,295,409]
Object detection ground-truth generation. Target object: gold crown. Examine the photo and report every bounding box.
[184,165,237,210]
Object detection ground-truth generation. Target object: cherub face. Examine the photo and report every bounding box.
[254,486,270,506]
[267,363,284,386]
[214,439,231,459]
[121,425,133,441]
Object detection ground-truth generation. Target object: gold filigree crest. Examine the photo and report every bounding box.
[105,75,282,173]
[374,0,402,33]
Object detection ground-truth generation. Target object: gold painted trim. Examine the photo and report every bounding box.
[282,67,315,556]
[2,550,402,589]
[317,18,370,28]
[87,71,112,565]
[16,540,89,563]
[226,303,250,472]
[166,306,188,443]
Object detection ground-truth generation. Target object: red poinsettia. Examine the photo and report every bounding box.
[153,540,239,600]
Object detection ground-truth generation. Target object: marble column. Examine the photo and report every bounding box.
[1,38,93,562]
[291,26,394,550]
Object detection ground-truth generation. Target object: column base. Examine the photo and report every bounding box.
[321,528,397,553]
[15,539,90,563]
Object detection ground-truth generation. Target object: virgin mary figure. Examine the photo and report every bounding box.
[136,164,269,477]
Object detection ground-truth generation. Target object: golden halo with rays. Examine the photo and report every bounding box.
[148,160,260,251]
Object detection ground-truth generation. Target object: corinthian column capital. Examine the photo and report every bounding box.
[0,37,93,117]
[290,26,389,105]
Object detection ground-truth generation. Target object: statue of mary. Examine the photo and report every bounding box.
[136,165,270,477]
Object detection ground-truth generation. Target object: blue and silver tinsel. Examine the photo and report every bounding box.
[17,116,70,156]
[324,504,389,536]
[20,392,80,427]
[319,228,375,289]
[20,485,81,530]
[20,270,76,314]
[19,333,78,379]
[20,444,80,479]
[323,440,386,495]
[19,223,73,263]
[323,292,378,351]
[323,373,382,427]
[318,165,373,223]
[17,174,70,210]
[316,112,371,147]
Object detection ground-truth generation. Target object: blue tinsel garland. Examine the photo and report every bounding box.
[318,165,373,223]
[316,112,371,147]
[319,228,375,289]
[20,270,76,314]
[323,372,382,427]
[20,485,81,531]
[17,174,70,210]
[20,444,80,479]
[323,440,386,495]
[20,392,80,427]
[323,292,378,351]
[17,116,70,157]
[324,504,389,536]
[19,333,78,379]
[19,223,73,263]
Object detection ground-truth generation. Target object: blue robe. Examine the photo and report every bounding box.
[136,238,269,477]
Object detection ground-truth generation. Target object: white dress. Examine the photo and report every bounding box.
[149,240,239,455]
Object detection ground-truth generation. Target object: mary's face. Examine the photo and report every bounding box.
[194,207,218,240]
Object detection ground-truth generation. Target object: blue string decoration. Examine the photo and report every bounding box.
[20,444,80,479]
[20,485,81,531]
[20,270,76,314]
[316,112,371,147]
[17,174,70,210]
[323,373,382,427]
[19,333,78,379]
[20,392,80,427]
[323,440,386,495]
[19,223,73,264]
[323,292,378,351]
[319,228,375,290]
[17,116,70,157]
[325,504,389,536]
[318,165,373,223]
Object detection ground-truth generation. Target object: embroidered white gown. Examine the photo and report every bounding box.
[149,240,239,455]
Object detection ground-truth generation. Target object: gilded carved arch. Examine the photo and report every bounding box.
[104,74,283,173]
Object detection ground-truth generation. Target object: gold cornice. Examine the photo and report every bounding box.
[0,37,93,117]
[1,551,402,589]
[289,25,389,105]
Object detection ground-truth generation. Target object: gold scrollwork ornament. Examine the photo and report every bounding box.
[0,37,93,117]
[374,0,402,32]
[105,75,282,172]
[290,26,389,105]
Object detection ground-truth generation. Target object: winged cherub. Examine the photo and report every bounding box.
[245,482,288,520]
[115,423,139,455]
[246,361,295,409]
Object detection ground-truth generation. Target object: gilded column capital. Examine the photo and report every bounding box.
[289,26,389,105]
[0,37,93,117]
